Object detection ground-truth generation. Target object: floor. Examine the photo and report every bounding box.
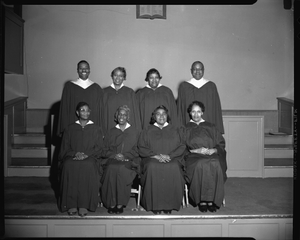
[4,177,294,218]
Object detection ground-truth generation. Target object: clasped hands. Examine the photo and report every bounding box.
[190,147,217,155]
[151,154,171,163]
[73,152,88,160]
[114,153,129,161]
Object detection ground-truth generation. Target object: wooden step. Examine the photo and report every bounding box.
[13,133,47,145]
[264,166,293,178]
[6,166,51,177]
[264,133,293,145]
[264,148,293,159]
[11,158,49,166]
[12,144,48,158]
[264,158,294,167]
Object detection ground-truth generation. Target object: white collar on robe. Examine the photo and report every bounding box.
[110,83,124,89]
[115,122,131,130]
[72,78,94,89]
[75,120,94,125]
[186,77,209,88]
[154,122,169,128]
[146,83,163,89]
[189,119,205,125]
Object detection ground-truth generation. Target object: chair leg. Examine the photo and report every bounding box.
[182,195,186,208]
[185,184,189,207]
[137,185,141,209]
[222,198,225,207]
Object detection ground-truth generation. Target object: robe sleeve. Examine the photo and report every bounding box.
[212,125,227,181]
[137,129,157,157]
[166,88,180,128]
[131,91,142,131]
[85,127,105,157]
[168,127,186,160]
[123,130,140,159]
[58,127,75,161]
[211,83,224,134]
[176,82,186,127]
[57,83,71,137]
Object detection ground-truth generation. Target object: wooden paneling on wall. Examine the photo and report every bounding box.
[4,217,293,238]
[223,116,264,178]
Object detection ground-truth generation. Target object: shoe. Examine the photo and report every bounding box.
[198,203,208,212]
[163,210,172,214]
[67,208,77,216]
[207,203,217,212]
[115,206,124,214]
[108,207,116,214]
[78,208,88,217]
[153,210,162,215]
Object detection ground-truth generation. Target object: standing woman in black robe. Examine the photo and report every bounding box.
[138,105,186,214]
[102,67,141,134]
[59,102,104,217]
[100,105,141,214]
[184,101,227,213]
[136,68,179,129]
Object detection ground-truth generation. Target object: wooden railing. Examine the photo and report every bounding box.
[4,97,28,135]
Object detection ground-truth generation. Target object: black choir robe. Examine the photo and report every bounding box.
[102,86,141,134]
[177,81,224,134]
[138,124,186,211]
[100,125,141,208]
[57,81,103,136]
[136,86,180,129]
[59,122,104,212]
[184,121,227,208]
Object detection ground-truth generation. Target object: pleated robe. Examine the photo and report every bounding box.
[138,124,186,212]
[59,122,104,212]
[57,81,104,136]
[102,86,141,134]
[100,125,141,208]
[184,121,227,208]
[177,81,224,134]
[136,86,180,129]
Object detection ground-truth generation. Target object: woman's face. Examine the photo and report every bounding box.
[112,69,125,86]
[77,105,91,120]
[117,109,128,126]
[148,72,160,89]
[190,105,203,123]
[155,108,167,126]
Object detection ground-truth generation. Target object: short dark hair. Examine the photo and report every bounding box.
[75,102,90,118]
[187,101,205,114]
[191,61,204,71]
[145,68,162,82]
[77,60,90,69]
[150,105,171,125]
[111,67,126,80]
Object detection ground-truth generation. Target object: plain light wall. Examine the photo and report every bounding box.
[5,2,294,110]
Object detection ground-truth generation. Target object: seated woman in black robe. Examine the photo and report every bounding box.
[138,105,186,214]
[184,100,227,213]
[100,105,141,214]
[59,102,105,217]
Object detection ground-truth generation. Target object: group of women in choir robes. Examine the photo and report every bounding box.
[57,60,226,216]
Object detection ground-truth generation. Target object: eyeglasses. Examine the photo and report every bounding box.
[79,109,91,113]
